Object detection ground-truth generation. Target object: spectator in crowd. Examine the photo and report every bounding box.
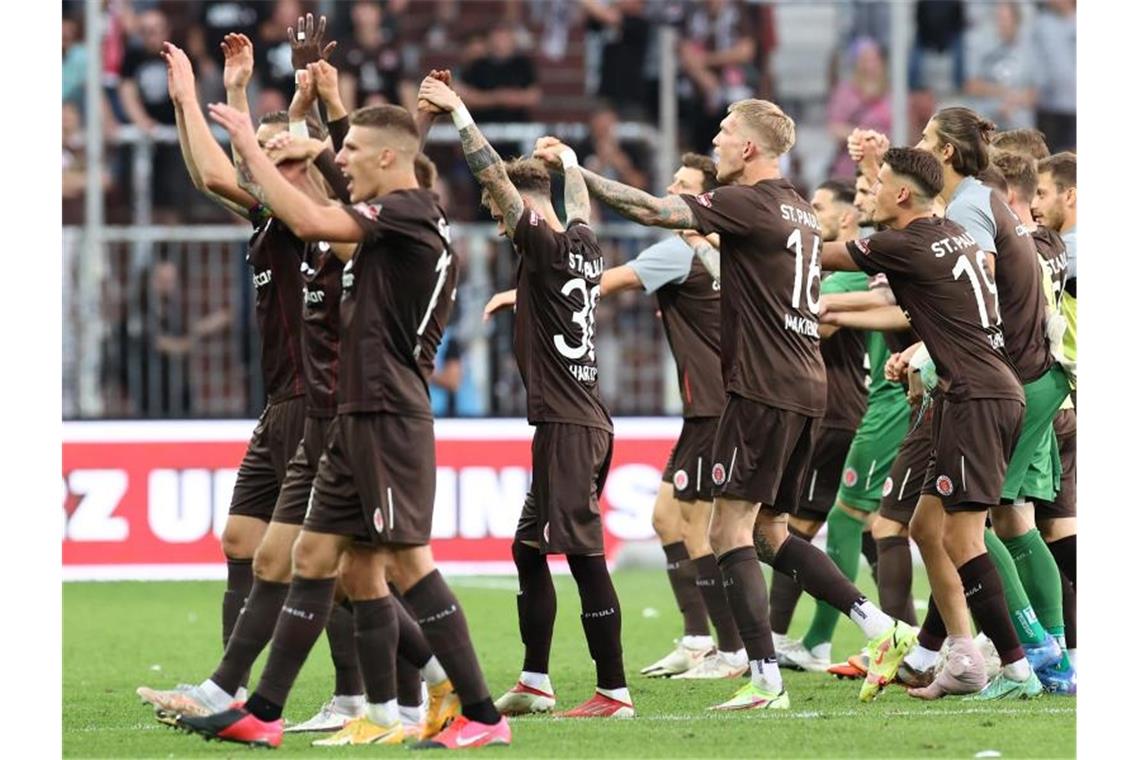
[676,0,755,151]
[575,104,650,219]
[430,328,466,418]
[62,103,115,225]
[826,36,891,177]
[583,0,654,121]
[908,0,966,92]
[63,15,87,107]
[1033,0,1076,151]
[198,1,269,60]
[253,0,307,110]
[458,20,540,123]
[118,8,176,135]
[339,0,417,112]
[963,2,1037,130]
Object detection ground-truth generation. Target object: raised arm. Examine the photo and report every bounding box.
[579,167,695,229]
[531,139,592,224]
[162,42,256,216]
[419,77,525,236]
[681,230,721,283]
[220,33,254,166]
[209,103,362,250]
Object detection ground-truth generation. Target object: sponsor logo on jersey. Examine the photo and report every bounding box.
[711,463,727,486]
[853,238,872,256]
[673,469,689,492]
[935,475,954,497]
[252,269,272,289]
[882,477,894,498]
[372,507,385,533]
[842,467,858,488]
[353,201,381,220]
[695,191,715,208]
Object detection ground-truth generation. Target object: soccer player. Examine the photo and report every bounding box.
[991,128,1050,161]
[418,77,634,720]
[774,179,920,673]
[819,146,1043,701]
[912,109,1070,696]
[1031,151,1077,682]
[535,99,915,708]
[177,99,510,749]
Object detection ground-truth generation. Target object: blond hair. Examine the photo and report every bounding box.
[727,99,796,157]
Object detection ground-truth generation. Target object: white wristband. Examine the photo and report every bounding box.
[559,147,579,170]
[289,120,309,138]
[451,103,474,130]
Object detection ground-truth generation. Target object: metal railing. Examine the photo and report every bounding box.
[63,223,681,420]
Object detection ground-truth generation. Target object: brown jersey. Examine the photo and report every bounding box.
[847,216,1023,403]
[300,242,344,418]
[680,179,827,417]
[819,271,869,431]
[416,251,459,383]
[340,188,456,418]
[247,217,306,403]
[946,176,1052,384]
[511,213,612,432]
[1032,226,1069,311]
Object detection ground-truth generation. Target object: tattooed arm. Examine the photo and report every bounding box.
[681,230,721,284]
[418,77,525,235]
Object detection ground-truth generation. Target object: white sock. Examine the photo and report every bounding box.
[519,670,552,692]
[398,703,424,726]
[681,634,715,650]
[198,679,236,712]
[771,633,789,649]
[365,699,399,726]
[749,658,782,692]
[904,644,939,671]
[597,686,632,704]
[809,642,831,662]
[234,686,248,703]
[1003,657,1031,681]
[849,599,894,639]
[421,655,448,687]
[721,648,747,667]
[332,694,365,714]
[1068,649,1077,669]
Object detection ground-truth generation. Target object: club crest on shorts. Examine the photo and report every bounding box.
[712,462,727,486]
[935,475,954,497]
[842,467,858,488]
[673,469,689,491]
[372,507,385,533]
[882,477,894,498]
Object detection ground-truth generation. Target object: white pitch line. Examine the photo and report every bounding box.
[509,706,1074,722]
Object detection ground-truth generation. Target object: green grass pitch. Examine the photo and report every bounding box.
[64,567,1074,758]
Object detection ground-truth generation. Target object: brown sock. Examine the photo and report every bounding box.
[767,526,810,636]
[663,541,710,637]
[1047,535,1075,587]
[918,595,947,651]
[862,531,880,584]
[396,657,424,707]
[693,553,744,652]
[391,585,434,669]
[326,601,364,696]
[248,576,337,720]
[353,596,399,705]
[210,578,289,696]
[511,541,556,674]
[771,534,863,614]
[958,554,1025,665]
[876,537,917,625]
[567,554,627,690]
[223,558,253,649]
[403,570,499,725]
[716,547,775,662]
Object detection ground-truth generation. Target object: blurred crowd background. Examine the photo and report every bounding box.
[62,0,1076,421]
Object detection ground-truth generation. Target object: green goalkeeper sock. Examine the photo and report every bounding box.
[984,529,1049,647]
[1001,528,1065,638]
[803,506,863,651]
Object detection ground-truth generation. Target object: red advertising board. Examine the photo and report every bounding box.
[62,418,681,580]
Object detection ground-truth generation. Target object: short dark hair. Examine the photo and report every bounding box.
[932,106,997,178]
[414,153,438,189]
[680,152,718,192]
[883,147,943,200]
[977,165,1008,196]
[349,105,419,141]
[992,128,1049,160]
[817,178,856,206]
[1037,152,1076,191]
[257,111,328,140]
[991,150,1038,203]
[481,157,551,209]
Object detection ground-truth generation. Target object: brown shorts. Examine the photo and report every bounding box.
[922,395,1024,512]
[879,403,933,526]
[229,395,307,520]
[793,426,855,522]
[305,413,437,546]
[271,416,332,526]
[516,423,614,555]
[661,417,720,503]
[1035,408,1076,520]
[710,395,819,512]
